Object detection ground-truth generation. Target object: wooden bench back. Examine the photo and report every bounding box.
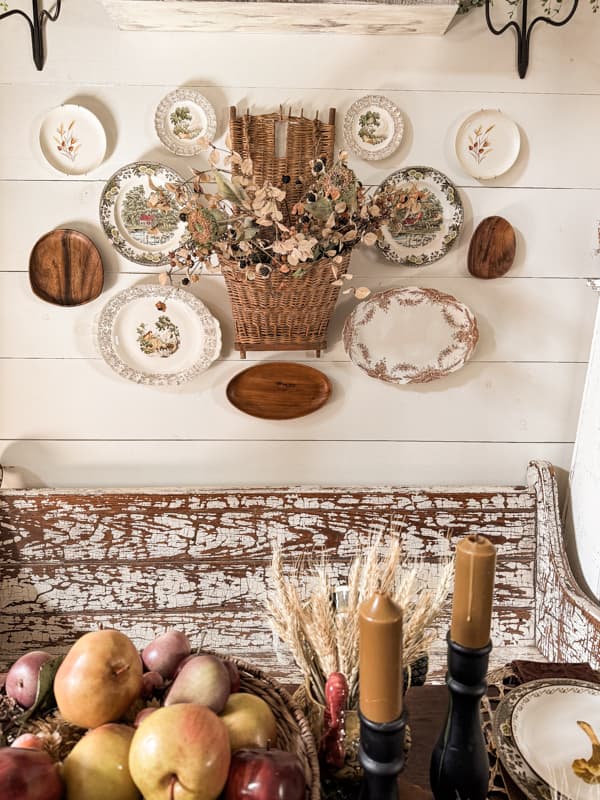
[0,479,543,682]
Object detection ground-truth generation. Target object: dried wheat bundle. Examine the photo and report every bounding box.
[267,525,453,707]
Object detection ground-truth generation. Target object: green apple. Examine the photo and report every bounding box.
[54,630,143,728]
[129,703,230,800]
[220,693,278,753]
[62,723,140,800]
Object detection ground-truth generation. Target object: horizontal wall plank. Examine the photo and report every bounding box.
[0,441,572,492]
[2,182,597,280]
[1,273,594,363]
[4,83,600,189]
[0,0,598,95]
[0,360,586,442]
[0,609,540,682]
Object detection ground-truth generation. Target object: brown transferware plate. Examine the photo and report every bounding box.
[29,228,104,306]
[226,362,331,420]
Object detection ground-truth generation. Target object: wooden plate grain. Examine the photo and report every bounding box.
[226,362,331,420]
[29,229,104,306]
[468,216,516,279]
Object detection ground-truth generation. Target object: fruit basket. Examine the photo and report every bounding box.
[0,643,320,800]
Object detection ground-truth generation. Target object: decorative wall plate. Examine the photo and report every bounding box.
[99,162,189,266]
[39,104,106,176]
[495,679,600,800]
[29,228,104,306]
[342,287,478,384]
[343,95,404,161]
[455,109,520,180]
[155,88,217,156]
[97,284,221,385]
[226,362,331,419]
[468,216,516,279]
[377,167,463,266]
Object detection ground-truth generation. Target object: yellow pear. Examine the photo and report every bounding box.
[54,630,143,728]
[220,693,278,752]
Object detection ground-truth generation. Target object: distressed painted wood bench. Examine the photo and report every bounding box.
[1,460,598,682]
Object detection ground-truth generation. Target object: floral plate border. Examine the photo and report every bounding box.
[494,678,600,800]
[154,88,217,157]
[97,284,222,386]
[343,94,404,162]
[342,287,479,385]
[376,166,463,266]
[99,161,189,267]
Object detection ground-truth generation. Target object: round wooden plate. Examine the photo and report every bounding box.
[226,362,331,420]
[29,228,104,306]
[468,216,516,279]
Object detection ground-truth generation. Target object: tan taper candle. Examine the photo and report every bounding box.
[450,534,497,649]
[359,592,403,723]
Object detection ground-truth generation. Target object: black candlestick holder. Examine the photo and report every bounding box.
[430,634,492,800]
[0,1,62,71]
[358,709,408,800]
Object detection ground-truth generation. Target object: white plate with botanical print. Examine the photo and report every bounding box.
[494,679,600,800]
[39,104,106,176]
[342,287,478,384]
[455,109,520,180]
[377,166,463,266]
[100,162,189,267]
[343,95,404,161]
[155,88,217,156]
[97,284,221,386]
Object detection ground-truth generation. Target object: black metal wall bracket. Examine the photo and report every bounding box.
[0,0,62,71]
[485,0,579,78]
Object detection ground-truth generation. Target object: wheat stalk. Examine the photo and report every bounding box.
[267,525,453,708]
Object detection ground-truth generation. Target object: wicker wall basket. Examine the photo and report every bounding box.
[222,251,351,358]
[229,106,336,206]
[0,652,320,800]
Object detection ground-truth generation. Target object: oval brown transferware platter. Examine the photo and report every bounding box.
[226,362,331,420]
[29,228,104,306]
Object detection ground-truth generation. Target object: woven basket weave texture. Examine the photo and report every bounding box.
[222,251,350,357]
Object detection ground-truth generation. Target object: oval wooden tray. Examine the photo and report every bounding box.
[29,228,104,306]
[226,362,331,420]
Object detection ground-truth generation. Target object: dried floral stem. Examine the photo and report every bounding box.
[267,527,453,709]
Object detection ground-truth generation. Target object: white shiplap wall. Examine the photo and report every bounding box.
[0,0,598,492]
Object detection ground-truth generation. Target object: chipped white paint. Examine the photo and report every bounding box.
[0,475,543,682]
[99,0,458,36]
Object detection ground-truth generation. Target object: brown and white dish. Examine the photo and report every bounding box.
[342,287,478,384]
[154,88,217,156]
[495,679,600,800]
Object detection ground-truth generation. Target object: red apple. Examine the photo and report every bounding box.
[5,651,53,709]
[225,748,305,800]
[10,734,45,750]
[223,659,241,693]
[134,707,157,727]
[140,671,164,698]
[141,631,191,679]
[0,747,63,800]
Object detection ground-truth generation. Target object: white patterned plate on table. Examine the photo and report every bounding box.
[377,166,463,266]
[97,284,221,386]
[100,162,189,267]
[455,109,520,180]
[342,287,478,384]
[39,104,106,176]
[343,95,404,161]
[155,88,217,156]
[494,679,600,800]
